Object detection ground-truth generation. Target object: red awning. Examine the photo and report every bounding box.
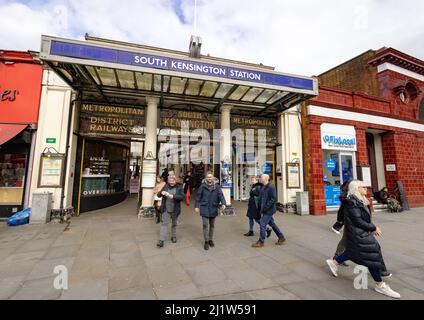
[0,124,27,145]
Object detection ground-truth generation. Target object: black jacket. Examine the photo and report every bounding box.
[344,196,384,270]
[259,183,277,216]
[247,183,263,220]
[157,184,185,217]
[195,178,226,218]
[183,175,194,193]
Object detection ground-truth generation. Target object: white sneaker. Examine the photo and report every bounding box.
[331,227,341,235]
[326,259,338,277]
[375,282,401,299]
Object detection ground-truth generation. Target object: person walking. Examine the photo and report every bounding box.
[244,176,271,238]
[333,180,393,276]
[326,180,400,299]
[153,176,166,224]
[156,175,185,248]
[331,180,351,235]
[195,172,226,251]
[252,174,286,248]
[183,171,194,206]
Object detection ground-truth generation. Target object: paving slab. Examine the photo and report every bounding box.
[61,278,109,300]
[10,276,63,300]
[109,286,157,300]
[1,197,424,300]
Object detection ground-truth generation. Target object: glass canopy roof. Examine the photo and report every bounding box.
[40,35,318,117]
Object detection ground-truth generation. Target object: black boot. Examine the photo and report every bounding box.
[266,228,272,238]
[244,231,254,237]
[204,242,210,250]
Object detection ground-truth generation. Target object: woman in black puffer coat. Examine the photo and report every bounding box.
[326,180,400,299]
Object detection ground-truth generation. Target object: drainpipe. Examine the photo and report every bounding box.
[297,106,307,192]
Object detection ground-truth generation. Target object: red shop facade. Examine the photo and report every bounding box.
[303,47,424,215]
[0,50,43,218]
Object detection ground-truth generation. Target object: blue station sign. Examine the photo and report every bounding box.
[49,40,315,91]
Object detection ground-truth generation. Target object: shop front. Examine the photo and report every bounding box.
[321,123,357,208]
[74,103,145,214]
[0,51,43,218]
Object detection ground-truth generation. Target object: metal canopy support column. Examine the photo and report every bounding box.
[220,104,235,215]
[139,96,160,218]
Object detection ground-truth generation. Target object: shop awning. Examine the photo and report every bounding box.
[0,124,27,145]
[40,35,318,117]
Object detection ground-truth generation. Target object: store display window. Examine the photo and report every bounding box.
[81,140,129,197]
[0,153,26,205]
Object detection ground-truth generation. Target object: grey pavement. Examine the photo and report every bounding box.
[0,195,423,300]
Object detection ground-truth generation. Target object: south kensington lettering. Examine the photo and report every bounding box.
[49,40,314,91]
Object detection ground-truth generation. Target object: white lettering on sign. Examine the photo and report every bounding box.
[134,55,168,68]
[229,69,261,81]
[170,61,226,76]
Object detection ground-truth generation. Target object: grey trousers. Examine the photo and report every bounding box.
[202,217,215,242]
[159,212,177,241]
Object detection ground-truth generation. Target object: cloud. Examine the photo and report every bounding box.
[0,0,423,76]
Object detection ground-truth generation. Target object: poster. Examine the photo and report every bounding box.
[220,161,232,188]
[286,163,300,189]
[325,186,341,206]
[141,160,157,188]
[130,178,140,194]
[38,155,64,187]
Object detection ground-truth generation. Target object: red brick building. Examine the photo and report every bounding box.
[303,47,424,215]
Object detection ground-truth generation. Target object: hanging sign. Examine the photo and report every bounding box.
[286,163,301,189]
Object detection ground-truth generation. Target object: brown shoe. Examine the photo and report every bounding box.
[276,237,286,245]
[252,241,264,248]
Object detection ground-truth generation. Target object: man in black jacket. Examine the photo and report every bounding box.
[252,174,286,248]
[156,175,185,248]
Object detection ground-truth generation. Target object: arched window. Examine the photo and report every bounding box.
[405,81,419,102]
[419,98,424,121]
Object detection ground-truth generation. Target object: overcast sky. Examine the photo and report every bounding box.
[0,0,423,76]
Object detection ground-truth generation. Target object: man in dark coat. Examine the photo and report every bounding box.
[195,172,226,251]
[326,180,400,299]
[252,174,286,247]
[156,175,185,248]
[244,176,271,237]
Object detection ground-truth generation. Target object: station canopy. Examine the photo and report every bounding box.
[40,35,318,117]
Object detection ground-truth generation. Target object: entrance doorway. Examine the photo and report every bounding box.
[366,133,379,192]
[323,150,357,207]
[233,147,276,201]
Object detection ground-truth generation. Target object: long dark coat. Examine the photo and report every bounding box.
[246,183,263,220]
[344,196,384,270]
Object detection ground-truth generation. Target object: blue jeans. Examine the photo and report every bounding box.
[259,214,284,242]
[335,253,382,282]
[248,218,261,231]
